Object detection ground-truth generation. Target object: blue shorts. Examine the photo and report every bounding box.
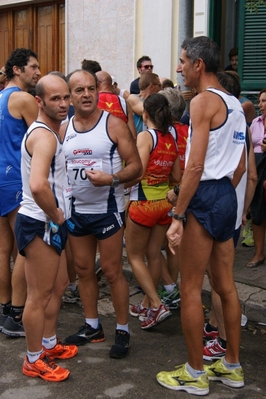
[187,177,237,242]
[15,213,68,256]
[0,182,22,216]
[67,211,125,240]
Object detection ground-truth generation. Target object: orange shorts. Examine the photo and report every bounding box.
[128,199,172,227]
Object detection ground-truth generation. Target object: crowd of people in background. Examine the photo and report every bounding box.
[0,37,265,395]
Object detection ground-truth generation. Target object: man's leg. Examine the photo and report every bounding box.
[2,208,27,335]
[179,213,213,370]
[23,235,61,352]
[43,250,69,338]
[99,227,129,324]
[0,216,13,304]
[69,234,98,318]
[209,239,241,364]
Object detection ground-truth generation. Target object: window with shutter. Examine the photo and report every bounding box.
[238,0,266,91]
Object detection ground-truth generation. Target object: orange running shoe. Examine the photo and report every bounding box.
[22,352,70,382]
[43,338,78,359]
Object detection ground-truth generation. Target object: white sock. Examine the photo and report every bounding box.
[222,356,240,369]
[116,323,129,333]
[186,363,206,377]
[85,318,99,329]
[42,335,57,350]
[27,349,43,363]
[164,283,176,293]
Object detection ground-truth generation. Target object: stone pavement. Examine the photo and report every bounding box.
[122,232,266,325]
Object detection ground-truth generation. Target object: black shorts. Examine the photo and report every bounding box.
[66,210,125,240]
[187,177,237,241]
[15,213,68,256]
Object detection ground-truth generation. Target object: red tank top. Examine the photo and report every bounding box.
[97,92,128,123]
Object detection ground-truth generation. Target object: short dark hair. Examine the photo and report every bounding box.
[228,47,238,60]
[137,55,152,69]
[161,79,174,89]
[259,88,266,100]
[48,70,66,81]
[181,36,220,74]
[81,59,102,74]
[139,73,159,91]
[217,70,241,98]
[5,48,38,80]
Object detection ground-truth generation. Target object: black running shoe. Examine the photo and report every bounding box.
[109,329,130,359]
[2,316,25,337]
[64,323,105,346]
[0,314,8,332]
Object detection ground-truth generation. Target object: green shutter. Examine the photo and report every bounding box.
[208,0,222,46]
[238,0,266,90]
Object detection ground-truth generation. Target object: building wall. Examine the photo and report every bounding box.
[65,0,179,90]
[0,0,208,91]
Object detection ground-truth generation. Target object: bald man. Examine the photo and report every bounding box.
[15,74,78,381]
[96,70,136,138]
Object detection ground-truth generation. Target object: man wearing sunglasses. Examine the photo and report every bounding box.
[129,55,154,95]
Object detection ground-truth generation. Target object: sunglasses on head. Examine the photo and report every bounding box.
[142,65,154,70]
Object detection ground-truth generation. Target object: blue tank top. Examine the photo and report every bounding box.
[0,87,28,186]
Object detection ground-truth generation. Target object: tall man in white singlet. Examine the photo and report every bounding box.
[61,69,142,358]
[156,36,246,396]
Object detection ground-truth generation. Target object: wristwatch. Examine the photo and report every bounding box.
[171,209,186,222]
[110,174,120,188]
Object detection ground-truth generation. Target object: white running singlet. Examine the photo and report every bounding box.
[63,111,124,214]
[19,121,71,222]
[185,88,246,181]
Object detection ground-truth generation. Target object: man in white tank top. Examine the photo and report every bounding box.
[156,36,246,395]
[15,75,78,382]
[61,70,142,358]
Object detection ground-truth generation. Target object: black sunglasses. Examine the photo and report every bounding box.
[0,71,6,75]
[142,65,154,70]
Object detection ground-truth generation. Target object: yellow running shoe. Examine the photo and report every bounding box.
[156,363,209,396]
[205,357,244,388]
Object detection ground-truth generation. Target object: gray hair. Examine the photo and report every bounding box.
[181,36,220,73]
[159,88,186,122]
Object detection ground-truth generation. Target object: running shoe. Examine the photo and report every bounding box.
[159,286,180,309]
[203,338,226,361]
[129,302,148,321]
[203,323,219,342]
[62,287,80,304]
[0,314,8,332]
[64,323,105,346]
[141,304,171,330]
[109,329,130,359]
[241,219,254,247]
[43,338,78,359]
[2,316,25,337]
[205,357,244,388]
[156,363,209,396]
[23,352,70,382]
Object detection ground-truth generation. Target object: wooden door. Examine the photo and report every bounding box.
[0,1,65,76]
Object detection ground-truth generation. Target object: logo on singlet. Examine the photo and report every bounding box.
[66,133,77,141]
[233,131,245,144]
[73,149,92,155]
